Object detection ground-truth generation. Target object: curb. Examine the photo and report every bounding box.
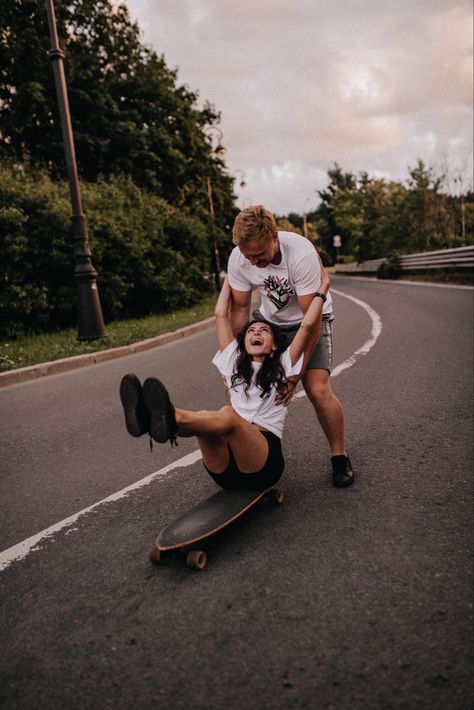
[0,317,215,389]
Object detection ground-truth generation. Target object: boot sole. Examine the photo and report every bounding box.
[143,377,175,443]
[332,474,355,488]
[119,374,149,437]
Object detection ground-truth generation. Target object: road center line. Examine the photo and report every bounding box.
[1,289,382,572]
[0,450,203,572]
[295,287,382,396]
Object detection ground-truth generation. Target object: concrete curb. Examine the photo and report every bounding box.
[0,317,215,389]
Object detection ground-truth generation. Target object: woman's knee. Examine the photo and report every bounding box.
[218,405,238,431]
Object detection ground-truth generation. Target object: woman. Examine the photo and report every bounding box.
[119,275,329,491]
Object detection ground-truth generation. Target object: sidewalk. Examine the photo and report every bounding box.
[0,317,215,389]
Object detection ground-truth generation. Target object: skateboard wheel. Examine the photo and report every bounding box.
[186,550,207,570]
[268,488,284,504]
[148,544,165,564]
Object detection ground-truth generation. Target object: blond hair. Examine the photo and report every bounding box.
[232,205,277,246]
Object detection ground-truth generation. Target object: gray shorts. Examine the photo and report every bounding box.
[252,310,334,373]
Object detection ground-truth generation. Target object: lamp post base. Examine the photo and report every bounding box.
[76,278,107,341]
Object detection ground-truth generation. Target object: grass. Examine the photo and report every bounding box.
[0,295,217,373]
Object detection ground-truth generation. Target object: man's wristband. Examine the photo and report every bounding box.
[314,291,327,303]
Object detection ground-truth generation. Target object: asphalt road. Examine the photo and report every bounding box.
[0,276,472,710]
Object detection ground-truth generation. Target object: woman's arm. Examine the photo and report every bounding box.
[228,287,252,336]
[214,277,235,351]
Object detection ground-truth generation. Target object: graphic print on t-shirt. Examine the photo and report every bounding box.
[263,275,295,310]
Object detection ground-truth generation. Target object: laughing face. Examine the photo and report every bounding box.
[244,322,276,362]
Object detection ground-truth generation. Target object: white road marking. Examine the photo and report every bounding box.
[295,287,383,397]
[1,289,382,572]
[0,450,202,572]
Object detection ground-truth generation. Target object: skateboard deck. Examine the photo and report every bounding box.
[148,487,284,570]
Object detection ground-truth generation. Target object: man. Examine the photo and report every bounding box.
[226,204,354,487]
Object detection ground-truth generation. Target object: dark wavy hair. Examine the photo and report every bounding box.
[230,319,288,398]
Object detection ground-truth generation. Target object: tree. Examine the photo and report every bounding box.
[310,164,358,261]
[275,218,302,235]
[0,0,234,225]
[404,160,444,251]
[308,160,472,264]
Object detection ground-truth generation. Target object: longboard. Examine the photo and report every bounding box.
[148,487,284,570]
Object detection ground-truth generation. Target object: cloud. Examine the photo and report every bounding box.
[127,0,473,212]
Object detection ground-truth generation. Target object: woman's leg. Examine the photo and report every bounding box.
[176,405,269,474]
[142,378,269,474]
[195,434,230,474]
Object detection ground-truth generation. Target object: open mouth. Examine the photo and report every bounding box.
[250,338,263,346]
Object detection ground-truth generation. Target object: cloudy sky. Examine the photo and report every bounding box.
[126,0,473,214]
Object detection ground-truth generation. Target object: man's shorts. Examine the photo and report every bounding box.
[252,309,334,373]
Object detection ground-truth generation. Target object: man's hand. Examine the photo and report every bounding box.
[276,379,298,406]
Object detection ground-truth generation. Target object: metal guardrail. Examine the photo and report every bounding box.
[334,246,474,274]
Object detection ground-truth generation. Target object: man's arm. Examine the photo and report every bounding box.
[295,257,330,368]
[276,259,330,406]
[297,254,330,317]
[228,287,252,336]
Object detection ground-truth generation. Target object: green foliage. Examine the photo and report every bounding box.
[0,165,72,336]
[275,218,302,235]
[0,164,214,338]
[302,161,473,265]
[377,255,402,280]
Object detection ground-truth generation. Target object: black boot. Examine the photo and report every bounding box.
[331,455,355,488]
[142,377,179,447]
[119,374,150,437]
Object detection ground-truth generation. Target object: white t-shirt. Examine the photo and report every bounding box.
[227,231,333,325]
[212,339,303,438]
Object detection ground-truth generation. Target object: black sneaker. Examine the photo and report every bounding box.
[331,455,355,488]
[119,374,150,437]
[142,377,178,446]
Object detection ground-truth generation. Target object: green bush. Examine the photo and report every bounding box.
[377,255,402,279]
[0,164,215,338]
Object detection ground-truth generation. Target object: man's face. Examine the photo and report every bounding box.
[239,234,279,268]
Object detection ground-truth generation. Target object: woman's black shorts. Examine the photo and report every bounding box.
[204,430,284,492]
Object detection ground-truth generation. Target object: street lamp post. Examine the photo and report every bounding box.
[302,196,310,239]
[205,126,226,158]
[232,169,247,213]
[206,175,223,289]
[45,0,106,340]
[232,169,247,189]
[204,126,226,290]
